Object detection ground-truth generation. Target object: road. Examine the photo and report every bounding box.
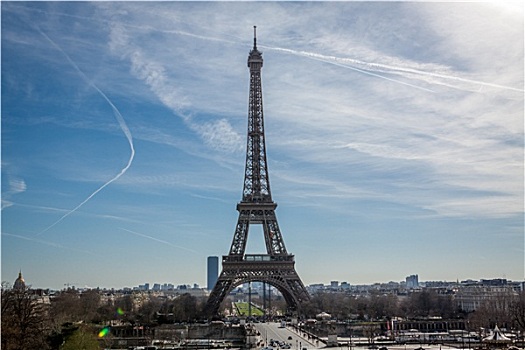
[251,323,469,350]
[252,322,320,350]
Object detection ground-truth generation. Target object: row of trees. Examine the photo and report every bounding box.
[300,290,458,321]
[2,283,524,350]
[301,289,525,331]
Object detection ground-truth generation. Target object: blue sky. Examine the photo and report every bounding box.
[2,1,523,290]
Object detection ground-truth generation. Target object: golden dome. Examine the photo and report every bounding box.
[13,271,26,289]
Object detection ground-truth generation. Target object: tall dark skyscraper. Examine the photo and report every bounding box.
[207,256,219,291]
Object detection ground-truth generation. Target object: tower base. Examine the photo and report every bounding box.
[204,255,310,316]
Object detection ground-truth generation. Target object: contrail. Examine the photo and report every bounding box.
[299,51,436,93]
[35,27,135,236]
[264,45,524,93]
[119,227,197,253]
[3,232,98,255]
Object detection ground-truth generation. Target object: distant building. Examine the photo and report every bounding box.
[406,274,419,289]
[340,282,350,290]
[207,256,219,290]
[160,283,174,291]
[455,284,517,312]
[138,283,150,291]
[480,278,507,286]
[13,270,26,289]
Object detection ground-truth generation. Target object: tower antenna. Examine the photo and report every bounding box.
[253,25,257,49]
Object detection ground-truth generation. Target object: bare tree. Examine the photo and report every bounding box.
[1,284,50,350]
[50,288,82,324]
[401,290,456,319]
[368,293,398,320]
[79,289,101,323]
[136,296,163,325]
[172,293,200,322]
[510,290,525,333]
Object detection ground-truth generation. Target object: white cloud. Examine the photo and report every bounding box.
[194,119,243,153]
[9,178,27,194]
[107,18,242,153]
[1,176,27,210]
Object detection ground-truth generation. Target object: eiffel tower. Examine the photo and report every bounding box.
[204,27,310,316]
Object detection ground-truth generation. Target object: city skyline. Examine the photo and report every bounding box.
[2,2,524,290]
[6,268,521,292]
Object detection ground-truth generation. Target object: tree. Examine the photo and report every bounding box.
[300,292,358,319]
[470,289,518,329]
[79,289,102,323]
[136,296,162,325]
[367,293,399,320]
[172,293,200,322]
[1,284,50,350]
[114,294,137,324]
[401,290,456,318]
[510,290,525,334]
[50,289,82,324]
[60,325,99,350]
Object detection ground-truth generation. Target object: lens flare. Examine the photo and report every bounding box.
[98,327,110,338]
[116,307,124,316]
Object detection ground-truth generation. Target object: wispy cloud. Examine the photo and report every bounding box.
[1,172,27,210]
[34,27,135,236]
[108,21,242,153]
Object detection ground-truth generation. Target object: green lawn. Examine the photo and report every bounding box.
[235,302,264,316]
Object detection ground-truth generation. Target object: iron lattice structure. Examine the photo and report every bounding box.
[204,27,310,316]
